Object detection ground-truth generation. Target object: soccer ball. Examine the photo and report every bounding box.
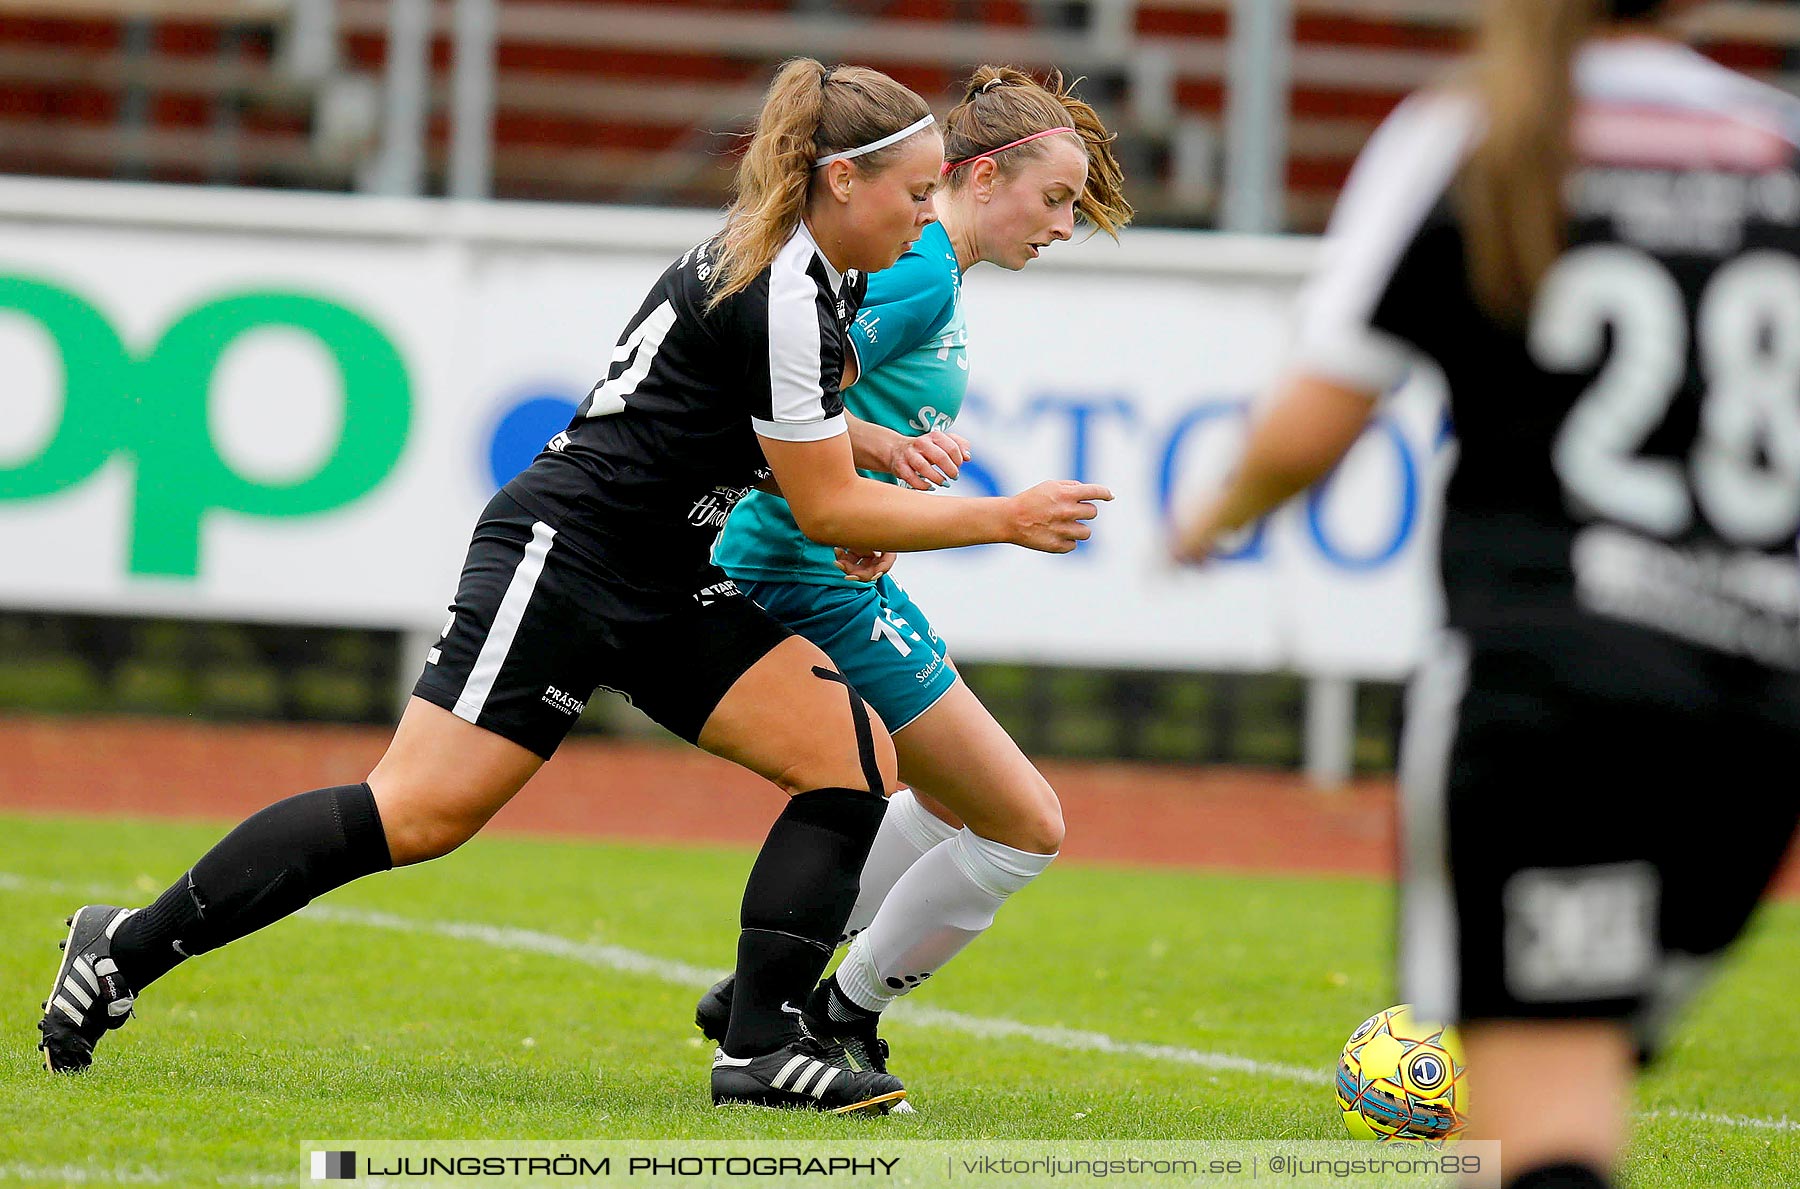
[1336,1004,1468,1143]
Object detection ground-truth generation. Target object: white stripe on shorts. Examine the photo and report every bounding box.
[453,520,557,726]
[1397,629,1470,1022]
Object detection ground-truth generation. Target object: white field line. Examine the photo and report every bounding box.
[1637,1109,1800,1134]
[303,904,1330,1086]
[7,872,1795,1137]
[0,1163,289,1186]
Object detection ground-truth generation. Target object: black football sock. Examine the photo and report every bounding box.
[810,972,879,1024]
[112,784,391,990]
[1504,1163,1613,1189]
[724,787,887,1058]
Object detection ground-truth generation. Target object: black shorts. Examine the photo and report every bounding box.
[412,490,792,758]
[1398,626,1800,1058]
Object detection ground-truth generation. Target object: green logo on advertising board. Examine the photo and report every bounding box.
[0,275,412,577]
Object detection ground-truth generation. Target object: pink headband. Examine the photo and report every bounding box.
[940,126,1077,175]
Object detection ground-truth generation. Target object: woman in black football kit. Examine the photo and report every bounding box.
[1175,2,1798,1186]
[40,60,1111,1115]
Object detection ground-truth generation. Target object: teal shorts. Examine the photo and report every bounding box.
[737,574,956,733]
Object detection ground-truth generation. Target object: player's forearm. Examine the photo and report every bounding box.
[1215,375,1377,529]
[796,477,1012,553]
[1173,374,1375,561]
[1172,455,1315,564]
[844,413,905,474]
[1205,458,1321,535]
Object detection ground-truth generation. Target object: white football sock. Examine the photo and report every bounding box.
[834,827,1057,1013]
[839,786,959,944]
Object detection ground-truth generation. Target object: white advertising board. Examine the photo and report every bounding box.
[0,178,1446,678]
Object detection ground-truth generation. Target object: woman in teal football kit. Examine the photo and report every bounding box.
[39,60,1116,1116]
[698,66,1134,1082]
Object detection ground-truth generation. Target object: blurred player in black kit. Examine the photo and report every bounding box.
[1175,3,1800,1186]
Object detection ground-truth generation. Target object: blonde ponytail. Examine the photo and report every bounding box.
[1458,0,1601,320]
[710,59,934,309]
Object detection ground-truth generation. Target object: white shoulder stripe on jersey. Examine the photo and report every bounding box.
[767,228,834,428]
[752,413,847,444]
[1579,38,1800,139]
[1293,90,1479,395]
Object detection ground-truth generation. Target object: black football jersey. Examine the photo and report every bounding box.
[503,222,867,590]
[1296,38,1800,670]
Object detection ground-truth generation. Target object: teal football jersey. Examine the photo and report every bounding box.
[714,220,968,587]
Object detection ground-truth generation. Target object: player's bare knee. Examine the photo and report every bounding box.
[1005,785,1065,854]
[409,813,485,864]
[763,748,843,797]
[1025,800,1066,854]
[769,749,894,798]
[769,684,897,794]
[378,811,466,866]
[767,713,896,797]
[784,666,896,794]
[368,784,483,865]
[765,759,817,798]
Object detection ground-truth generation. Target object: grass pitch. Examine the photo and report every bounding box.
[2,813,1796,1186]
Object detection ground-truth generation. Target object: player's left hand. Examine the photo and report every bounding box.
[1169,508,1224,566]
[834,546,898,583]
[891,430,972,491]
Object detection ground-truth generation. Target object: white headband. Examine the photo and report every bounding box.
[813,114,936,168]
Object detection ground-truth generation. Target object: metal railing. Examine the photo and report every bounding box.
[5,0,1798,225]
[295,0,1800,224]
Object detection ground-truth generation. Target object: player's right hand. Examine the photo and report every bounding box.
[1006,481,1114,553]
[834,546,897,582]
[891,429,972,491]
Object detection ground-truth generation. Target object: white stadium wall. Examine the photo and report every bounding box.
[0,176,1449,681]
